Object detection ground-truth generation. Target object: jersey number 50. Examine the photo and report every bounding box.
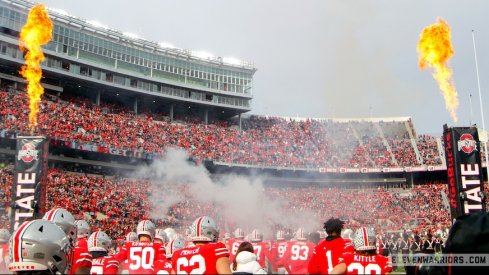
[129,247,155,270]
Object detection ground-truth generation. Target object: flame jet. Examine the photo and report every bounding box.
[19,4,53,134]
[417,17,459,123]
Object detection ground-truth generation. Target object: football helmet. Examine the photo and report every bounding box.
[353,227,377,251]
[190,216,219,242]
[154,228,168,243]
[164,227,177,241]
[223,232,231,240]
[75,219,91,238]
[136,220,156,241]
[88,231,112,252]
[165,237,186,259]
[234,228,245,239]
[8,219,71,273]
[0,228,10,243]
[276,230,285,241]
[342,228,353,240]
[295,227,307,241]
[250,229,263,242]
[43,208,77,243]
[126,231,137,242]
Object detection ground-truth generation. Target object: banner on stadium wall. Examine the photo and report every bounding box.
[443,125,486,221]
[10,136,48,230]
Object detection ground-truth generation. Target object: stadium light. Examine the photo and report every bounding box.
[223,57,242,66]
[122,32,140,39]
[158,42,176,49]
[47,8,69,16]
[191,51,214,60]
[87,20,108,30]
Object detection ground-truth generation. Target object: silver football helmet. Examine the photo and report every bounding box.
[165,237,186,259]
[294,227,307,241]
[234,228,245,239]
[318,230,327,239]
[342,228,353,240]
[250,229,263,242]
[0,228,10,243]
[154,228,168,244]
[164,227,177,241]
[43,208,77,243]
[276,230,285,241]
[190,216,219,242]
[88,231,112,252]
[353,227,377,251]
[75,219,91,238]
[8,219,71,273]
[126,231,137,242]
[223,232,231,241]
[136,220,156,241]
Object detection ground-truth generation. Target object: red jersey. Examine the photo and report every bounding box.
[153,259,173,274]
[115,241,164,274]
[90,255,120,274]
[252,241,271,268]
[281,240,315,274]
[338,253,392,274]
[228,238,245,263]
[172,242,229,274]
[77,237,88,249]
[0,243,9,274]
[308,237,354,274]
[70,244,92,274]
[270,240,288,271]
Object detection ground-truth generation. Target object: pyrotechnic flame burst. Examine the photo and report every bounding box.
[417,17,459,123]
[19,4,53,134]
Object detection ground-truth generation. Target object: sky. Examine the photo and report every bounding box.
[33,0,489,135]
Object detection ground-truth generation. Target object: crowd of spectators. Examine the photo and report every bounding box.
[0,87,469,169]
[1,166,473,240]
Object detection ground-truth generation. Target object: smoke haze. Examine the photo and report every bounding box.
[135,148,321,239]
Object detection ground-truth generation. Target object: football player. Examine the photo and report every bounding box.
[249,229,272,269]
[44,208,92,274]
[154,229,168,245]
[119,231,138,274]
[115,220,164,274]
[88,231,120,274]
[228,227,246,263]
[308,218,354,274]
[269,230,288,274]
[222,232,232,249]
[154,228,169,259]
[281,227,315,274]
[331,227,392,274]
[154,237,186,274]
[8,219,71,274]
[171,216,231,274]
[75,219,91,249]
[0,228,10,273]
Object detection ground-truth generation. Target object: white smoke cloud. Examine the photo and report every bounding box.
[134,148,321,239]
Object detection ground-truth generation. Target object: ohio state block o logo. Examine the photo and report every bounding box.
[458,133,477,154]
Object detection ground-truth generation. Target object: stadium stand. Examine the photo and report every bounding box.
[2,165,479,239]
[1,87,472,169]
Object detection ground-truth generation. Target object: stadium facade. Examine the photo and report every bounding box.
[0,0,256,124]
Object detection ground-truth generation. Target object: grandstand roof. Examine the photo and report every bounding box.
[3,0,256,71]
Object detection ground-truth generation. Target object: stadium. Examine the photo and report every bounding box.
[0,0,488,274]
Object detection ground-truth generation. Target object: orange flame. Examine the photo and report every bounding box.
[417,17,459,123]
[19,4,53,134]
